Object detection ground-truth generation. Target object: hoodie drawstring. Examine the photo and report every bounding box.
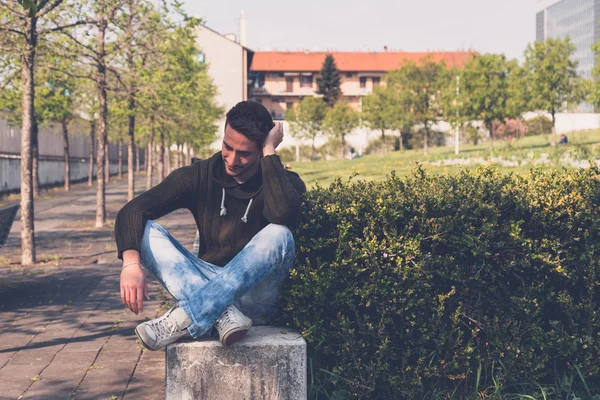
[220,188,254,223]
[220,188,227,216]
[241,199,253,223]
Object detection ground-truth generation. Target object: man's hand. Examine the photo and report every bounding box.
[120,263,149,315]
[263,122,284,156]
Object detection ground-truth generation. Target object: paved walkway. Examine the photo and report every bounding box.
[0,175,197,399]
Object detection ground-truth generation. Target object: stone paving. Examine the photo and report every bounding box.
[0,175,197,399]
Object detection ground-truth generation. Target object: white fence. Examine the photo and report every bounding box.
[0,119,144,194]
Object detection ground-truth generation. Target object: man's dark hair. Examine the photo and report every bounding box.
[225,101,273,147]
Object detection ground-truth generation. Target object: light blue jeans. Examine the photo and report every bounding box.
[139,220,295,338]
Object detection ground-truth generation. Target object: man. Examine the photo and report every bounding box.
[115,101,306,350]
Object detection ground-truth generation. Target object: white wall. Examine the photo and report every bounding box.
[524,112,600,133]
[196,25,245,114]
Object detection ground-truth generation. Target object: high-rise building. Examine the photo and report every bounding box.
[536,0,599,80]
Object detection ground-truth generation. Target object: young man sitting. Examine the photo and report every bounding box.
[115,101,306,350]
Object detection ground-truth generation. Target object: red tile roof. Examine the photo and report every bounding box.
[250,51,474,72]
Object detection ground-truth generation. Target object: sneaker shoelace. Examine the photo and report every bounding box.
[150,310,181,341]
[215,308,233,331]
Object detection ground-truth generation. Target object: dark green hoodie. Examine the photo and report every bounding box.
[115,152,306,266]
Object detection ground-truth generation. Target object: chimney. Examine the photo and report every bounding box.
[240,10,247,47]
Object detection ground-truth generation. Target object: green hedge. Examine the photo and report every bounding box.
[278,166,600,399]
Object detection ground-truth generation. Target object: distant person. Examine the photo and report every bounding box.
[115,101,306,350]
[347,147,357,160]
[559,134,568,145]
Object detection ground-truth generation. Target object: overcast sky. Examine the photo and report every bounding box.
[182,0,536,61]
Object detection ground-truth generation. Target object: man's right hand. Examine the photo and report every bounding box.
[120,263,149,315]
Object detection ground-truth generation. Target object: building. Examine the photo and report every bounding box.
[536,0,599,81]
[195,15,253,113]
[248,51,473,119]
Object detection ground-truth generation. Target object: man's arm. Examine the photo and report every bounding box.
[115,165,198,259]
[261,122,306,226]
[115,165,198,314]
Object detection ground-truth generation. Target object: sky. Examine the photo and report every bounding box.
[181,0,537,61]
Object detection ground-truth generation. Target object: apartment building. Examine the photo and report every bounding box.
[248,51,473,119]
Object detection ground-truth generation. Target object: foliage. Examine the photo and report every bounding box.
[362,86,406,156]
[322,101,360,159]
[525,115,553,137]
[523,38,585,129]
[286,97,328,158]
[316,54,342,107]
[459,53,517,145]
[279,166,600,399]
[386,57,450,156]
[493,118,529,141]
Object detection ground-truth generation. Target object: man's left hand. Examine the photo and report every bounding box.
[263,122,284,156]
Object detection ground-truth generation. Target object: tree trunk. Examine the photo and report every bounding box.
[381,129,386,157]
[399,131,403,152]
[158,129,165,182]
[146,116,154,190]
[551,111,557,147]
[165,134,171,175]
[186,143,191,166]
[136,146,141,173]
[88,119,95,186]
[105,142,109,184]
[423,126,429,156]
[117,138,123,180]
[62,117,70,191]
[20,17,37,265]
[488,121,494,151]
[340,135,346,159]
[32,119,39,199]
[95,6,108,228]
[127,93,136,201]
[175,144,181,169]
[311,138,317,160]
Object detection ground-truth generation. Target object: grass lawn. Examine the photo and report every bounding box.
[289,130,600,188]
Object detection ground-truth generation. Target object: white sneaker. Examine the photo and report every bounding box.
[135,305,191,351]
[214,305,252,346]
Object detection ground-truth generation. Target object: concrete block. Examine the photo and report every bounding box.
[166,326,306,400]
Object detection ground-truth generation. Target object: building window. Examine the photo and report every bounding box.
[300,75,313,87]
[273,72,284,78]
[346,73,353,78]
[286,102,293,110]
[372,77,381,87]
[359,77,367,88]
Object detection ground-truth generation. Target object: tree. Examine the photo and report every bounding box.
[0,0,86,265]
[322,101,360,159]
[316,54,342,107]
[524,37,585,146]
[459,53,516,150]
[286,97,328,159]
[362,86,402,156]
[387,57,450,156]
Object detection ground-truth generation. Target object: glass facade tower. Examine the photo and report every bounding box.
[537,0,600,110]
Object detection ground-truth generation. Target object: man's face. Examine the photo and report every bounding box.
[222,123,261,183]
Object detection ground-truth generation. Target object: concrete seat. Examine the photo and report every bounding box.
[166,326,307,400]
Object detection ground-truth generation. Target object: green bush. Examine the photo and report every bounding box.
[278,166,600,399]
[525,116,553,137]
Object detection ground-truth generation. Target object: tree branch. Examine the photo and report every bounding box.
[0,25,26,38]
[39,20,91,36]
[0,0,25,16]
[36,0,61,16]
